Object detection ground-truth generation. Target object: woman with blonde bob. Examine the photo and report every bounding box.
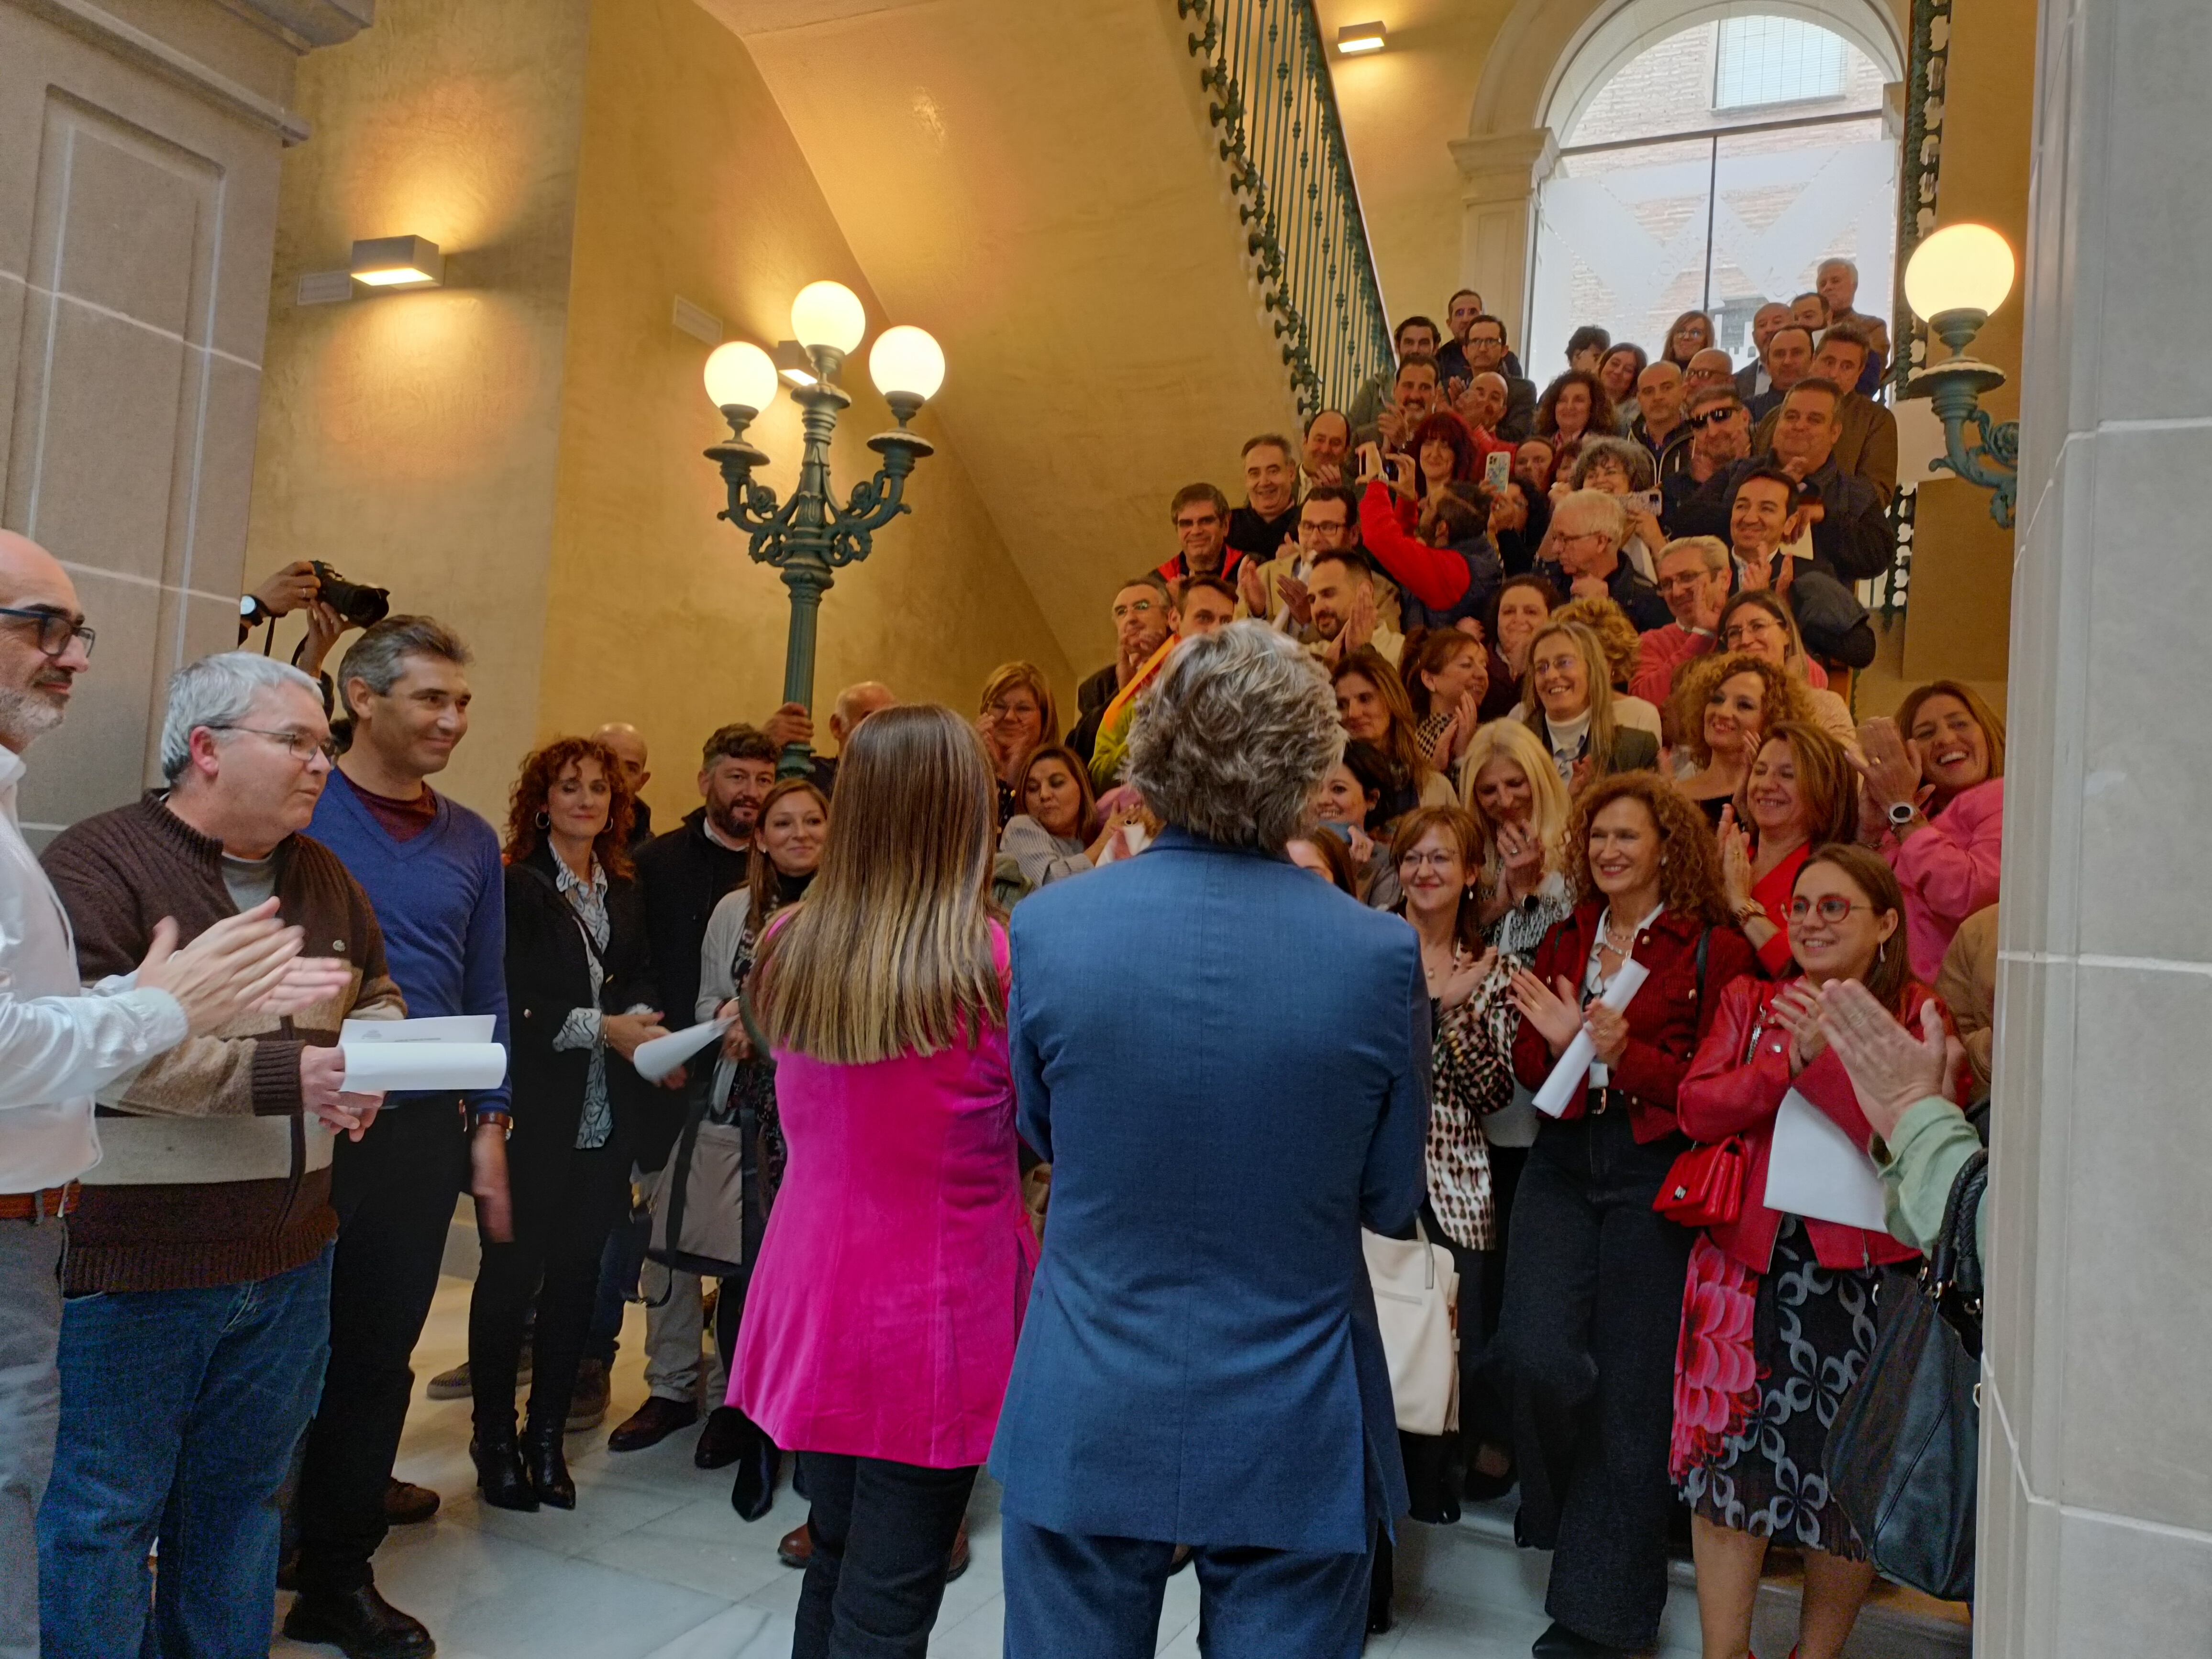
[977,661,1061,825]
[729,704,1037,1659]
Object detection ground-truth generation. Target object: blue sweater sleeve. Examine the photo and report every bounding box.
[465,823,512,1116]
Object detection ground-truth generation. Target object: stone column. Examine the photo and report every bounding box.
[0,0,368,839]
[1979,0,2212,1649]
[1446,127,1557,355]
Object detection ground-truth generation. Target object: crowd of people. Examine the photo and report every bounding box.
[0,262,2004,1659]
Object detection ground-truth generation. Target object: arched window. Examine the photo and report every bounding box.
[1526,13,1897,375]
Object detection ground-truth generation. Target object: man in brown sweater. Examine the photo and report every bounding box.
[37,653,400,1656]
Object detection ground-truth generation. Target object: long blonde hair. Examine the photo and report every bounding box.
[1459,718,1570,885]
[751,705,1003,1063]
[1522,620,1621,775]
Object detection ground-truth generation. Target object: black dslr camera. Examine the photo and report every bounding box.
[310,561,391,630]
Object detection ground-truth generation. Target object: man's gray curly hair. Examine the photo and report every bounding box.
[1125,621,1343,851]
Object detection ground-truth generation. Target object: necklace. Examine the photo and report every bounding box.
[1601,912,1639,955]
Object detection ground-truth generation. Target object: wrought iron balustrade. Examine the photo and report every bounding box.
[1177,0,1394,415]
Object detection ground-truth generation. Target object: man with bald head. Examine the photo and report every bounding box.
[0,532,328,1658]
[1745,324,1814,421]
[591,722,653,845]
[1733,302,1792,405]
[1685,347,1737,399]
[812,681,896,797]
[1628,361,1689,472]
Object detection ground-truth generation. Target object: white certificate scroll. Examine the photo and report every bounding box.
[1531,959,1650,1117]
[1762,1087,1890,1231]
[633,1017,733,1085]
[340,1016,508,1094]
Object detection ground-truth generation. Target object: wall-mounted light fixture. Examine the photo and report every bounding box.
[772,340,818,388]
[1901,222,2018,529]
[1336,20,1386,54]
[350,235,443,290]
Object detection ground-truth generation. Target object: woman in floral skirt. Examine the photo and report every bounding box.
[1671,844,1969,1659]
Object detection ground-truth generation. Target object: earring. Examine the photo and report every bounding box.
[534,809,550,830]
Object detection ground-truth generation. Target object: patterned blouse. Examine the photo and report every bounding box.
[1427,959,1519,1250]
[549,857,650,1151]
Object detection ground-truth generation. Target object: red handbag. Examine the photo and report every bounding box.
[1654,1135,1747,1227]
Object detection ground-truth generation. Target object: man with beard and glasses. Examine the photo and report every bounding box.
[1070,578,1175,763]
[605,724,780,1465]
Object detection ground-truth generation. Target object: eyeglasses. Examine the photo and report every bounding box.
[1688,407,1741,429]
[1789,895,1873,923]
[1654,572,1716,594]
[206,724,338,763]
[1398,851,1460,872]
[0,606,95,659]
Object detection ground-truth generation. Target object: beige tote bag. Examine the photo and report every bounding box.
[1362,1221,1460,1436]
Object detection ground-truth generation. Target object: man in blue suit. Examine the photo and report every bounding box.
[994,622,1429,1659]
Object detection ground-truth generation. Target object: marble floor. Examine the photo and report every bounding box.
[272,1272,1963,1659]
[268,1274,1656,1659]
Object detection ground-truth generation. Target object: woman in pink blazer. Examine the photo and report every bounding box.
[1852,680,2005,980]
[729,704,1037,1659]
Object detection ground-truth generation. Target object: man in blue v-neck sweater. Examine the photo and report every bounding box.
[284,617,510,1659]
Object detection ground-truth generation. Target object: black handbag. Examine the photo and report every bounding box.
[1825,1145,1988,1603]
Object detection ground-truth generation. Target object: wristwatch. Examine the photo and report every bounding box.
[239,594,267,627]
[1887,800,1918,828]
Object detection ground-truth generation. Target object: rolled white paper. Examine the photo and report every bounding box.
[337,1041,508,1093]
[633,1017,734,1085]
[339,1015,506,1094]
[1531,958,1650,1117]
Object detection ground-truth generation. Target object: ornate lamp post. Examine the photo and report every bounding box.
[702,281,946,775]
[1902,223,2020,530]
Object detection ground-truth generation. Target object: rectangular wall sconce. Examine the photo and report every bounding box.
[773,340,818,387]
[350,235,444,289]
[1336,21,1386,54]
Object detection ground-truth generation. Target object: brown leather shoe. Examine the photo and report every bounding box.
[606,1394,697,1453]
[776,1521,812,1568]
[383,1477,440,1526]
[947,1519,970,1582]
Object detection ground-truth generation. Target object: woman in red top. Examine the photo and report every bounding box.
[1672,844,1969,1659]
[1493,773,1755,1655]
[1717,721,1858,977]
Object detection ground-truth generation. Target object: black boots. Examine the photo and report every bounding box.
[472,1427,537,1513]
[727,1410,781,1522]
[522,1417,576,1509]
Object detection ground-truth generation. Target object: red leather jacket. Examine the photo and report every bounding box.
[1678,977,1964,1273]
[1511,904,1756,1144]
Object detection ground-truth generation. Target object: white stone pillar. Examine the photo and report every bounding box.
[1447,127,1557,356]
[1980,0,2212,1649]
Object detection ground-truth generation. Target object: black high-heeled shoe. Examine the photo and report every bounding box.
[730,1414,779,1522]
[522,1419,576,1510]
[473,1427,538,1513]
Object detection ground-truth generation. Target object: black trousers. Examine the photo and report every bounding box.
[1488,1109,1695,1650]
[295,1102,470,1597]
[469,1140,628,1436]
[794,1451,975,1659]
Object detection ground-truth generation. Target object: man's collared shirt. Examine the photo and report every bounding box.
[0,746,186,1192]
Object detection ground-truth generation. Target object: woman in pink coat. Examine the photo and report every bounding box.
[1852,680,2005,980]
[729,704,1037,1659]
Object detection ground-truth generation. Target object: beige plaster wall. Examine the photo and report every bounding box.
[243,0,594,817]
[1896,0,2033,689]
[541,0,1071,833]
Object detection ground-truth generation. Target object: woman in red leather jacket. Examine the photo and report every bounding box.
[1672,843,1969,1659]
[1493,772,1756,1657]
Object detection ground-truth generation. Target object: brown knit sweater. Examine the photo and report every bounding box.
[42,795,405,1292]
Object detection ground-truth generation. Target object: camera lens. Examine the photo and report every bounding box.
[309,561,391,630]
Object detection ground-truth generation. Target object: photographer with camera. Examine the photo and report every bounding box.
[238,562,393,708]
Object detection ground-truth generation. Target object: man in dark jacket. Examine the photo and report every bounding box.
[1068,577,1174,763]
[607,722,776,1457]
[1225,435,1302,569]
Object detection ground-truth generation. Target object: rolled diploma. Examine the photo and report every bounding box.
[1531,958,1650,1117]
[633,1017,734,1085]
[337,1041,508,1093]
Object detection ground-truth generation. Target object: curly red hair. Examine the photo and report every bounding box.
[504,736,637,881]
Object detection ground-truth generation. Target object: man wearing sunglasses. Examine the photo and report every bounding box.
[1660,387,1753,533]
[39,652,399,1654]
[0,534,340,1659]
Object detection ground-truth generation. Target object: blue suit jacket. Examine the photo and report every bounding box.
[990,828,1429,1555]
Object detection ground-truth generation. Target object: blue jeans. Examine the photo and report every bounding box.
[37,1247,333,1659]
